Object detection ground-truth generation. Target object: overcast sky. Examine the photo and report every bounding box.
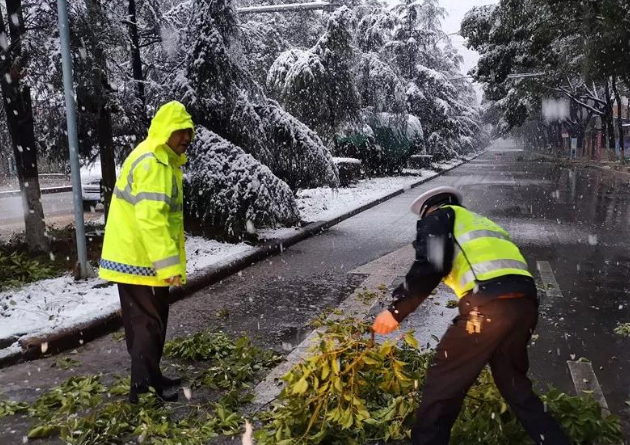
[439,0,497,76]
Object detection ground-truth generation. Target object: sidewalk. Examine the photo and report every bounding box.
[0,153,482,367]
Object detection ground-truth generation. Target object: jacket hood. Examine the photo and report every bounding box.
[146,101,194,166]
[147,101,194,144]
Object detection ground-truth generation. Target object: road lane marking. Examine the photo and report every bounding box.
[547,261,622,444]
[536,261,564,299]
[567,360,610,416]
[567,360,621,445]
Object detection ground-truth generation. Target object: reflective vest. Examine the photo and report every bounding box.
[99,101,194,287]
[442,205,532,298]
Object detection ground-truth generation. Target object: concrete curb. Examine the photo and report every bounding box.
[0,152,484,368]
[0,186,72,198]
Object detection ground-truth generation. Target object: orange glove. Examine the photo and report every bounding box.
[372,310,399,335]
[165,275,182,287]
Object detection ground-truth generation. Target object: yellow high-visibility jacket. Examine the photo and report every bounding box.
[442,205,533,298]
[99,101,194,287]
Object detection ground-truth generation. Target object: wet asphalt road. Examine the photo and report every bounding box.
[0,192,76,224]
[1,148,629,441]
[0,192,102,239]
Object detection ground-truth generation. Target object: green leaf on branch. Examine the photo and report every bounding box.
[404,332,419,349]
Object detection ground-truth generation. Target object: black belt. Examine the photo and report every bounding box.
[497,292,526,300]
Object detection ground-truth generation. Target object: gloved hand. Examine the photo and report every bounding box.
[372,310,399,335]
[165,275,182,287]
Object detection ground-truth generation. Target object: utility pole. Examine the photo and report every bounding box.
[57,0,92,279]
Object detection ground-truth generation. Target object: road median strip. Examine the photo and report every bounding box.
[0,185,72,198]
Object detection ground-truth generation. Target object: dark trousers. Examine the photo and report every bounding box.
[118,283,170,392]
[411,298,572,445]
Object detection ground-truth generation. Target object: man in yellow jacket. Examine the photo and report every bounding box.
[100,101,193,403]
[373,187,571,445]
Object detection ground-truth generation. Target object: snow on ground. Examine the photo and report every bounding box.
[293,156,471,223]
[431,159,461,170]
[258,157,470,238]
[257,168,441,239]
[185,238,253,273]
[296,173,438,223]
[0,237,254,347]
[0,274,120,341]
[332,157,362,164]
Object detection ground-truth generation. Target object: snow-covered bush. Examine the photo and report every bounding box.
[333,157,363,186]
[175,0,338,190]
[185,127,300,241]
[336,112,423,175]
[426,133,458,161]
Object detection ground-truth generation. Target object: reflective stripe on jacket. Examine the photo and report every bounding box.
[99,101,193,287]
[442,205,533,298]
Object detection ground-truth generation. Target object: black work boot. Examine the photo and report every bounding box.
[128,385,149,404]
[160,375,182,388]
[129,385,178,404]
[157,390,179,403]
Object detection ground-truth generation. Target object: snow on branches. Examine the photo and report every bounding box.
[185,126,300,241]
[267,6,361,144]
[175,0,339,190]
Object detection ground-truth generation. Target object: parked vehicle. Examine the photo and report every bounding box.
[80,161,102,211]
[80,161,121,211]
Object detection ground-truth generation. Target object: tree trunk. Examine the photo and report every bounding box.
[611,76,625,164]
[84,0,116,220]
[604,81,616,150]
[0,0,48,251]
[577,125,586,157]
[127,0,146,111]
[554,122,563,152]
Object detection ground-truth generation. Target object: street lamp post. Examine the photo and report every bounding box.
[57,0,92,279]
[506,72,546,79]
[236,1,336,13]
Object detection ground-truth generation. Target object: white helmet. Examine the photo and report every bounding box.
[410,186,463,217]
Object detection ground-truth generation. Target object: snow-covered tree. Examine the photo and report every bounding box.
[267,6,361,144]
[461,0,628,155]
[355,6,395,54]
[174,0,339,190]
[26,1,148,185]
[356,53,406,116]
[388,0,447,78]
[239,18,290,88]
[354,5,405,116]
